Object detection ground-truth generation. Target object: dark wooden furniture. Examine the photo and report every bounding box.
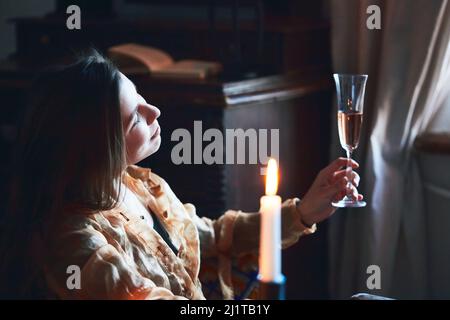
[414,133,450,155]
[10,15,330,78]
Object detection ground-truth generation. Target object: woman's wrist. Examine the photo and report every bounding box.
[294,198,314,228]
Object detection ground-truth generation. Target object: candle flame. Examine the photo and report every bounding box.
[265,158,279,196]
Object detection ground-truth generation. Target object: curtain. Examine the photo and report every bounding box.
[328,0,450,299]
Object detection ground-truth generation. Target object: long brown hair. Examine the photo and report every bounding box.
[0,50,126,298]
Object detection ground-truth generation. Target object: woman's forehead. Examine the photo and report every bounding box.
[119,73,137,116]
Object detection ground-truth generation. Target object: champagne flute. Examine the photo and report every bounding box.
[332,73,367,208]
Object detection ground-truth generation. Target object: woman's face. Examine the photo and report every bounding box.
[119,73,161,165]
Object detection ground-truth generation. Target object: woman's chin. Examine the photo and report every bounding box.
[152,135,161,151]
[145,138,162,158]
[129,140,162,165]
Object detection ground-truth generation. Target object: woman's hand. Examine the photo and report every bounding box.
[297,157,362,226]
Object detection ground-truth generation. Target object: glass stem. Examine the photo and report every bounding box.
[346,149,353,199]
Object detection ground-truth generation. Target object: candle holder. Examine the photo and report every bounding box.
[257,274,286,300]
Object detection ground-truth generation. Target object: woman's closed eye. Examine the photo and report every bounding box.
[132,112,142,128]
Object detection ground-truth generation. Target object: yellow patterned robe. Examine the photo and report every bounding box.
[43,165,316,299]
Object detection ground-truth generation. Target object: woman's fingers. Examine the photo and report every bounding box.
[347,183,359,200]
[324,177,348,198]
[332,190,347,202]
[327,177,362,202]
[320,157,359,178]
[330,169,360,187]
[332,190,363,202]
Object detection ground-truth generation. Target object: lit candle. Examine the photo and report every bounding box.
[259,158,282,282]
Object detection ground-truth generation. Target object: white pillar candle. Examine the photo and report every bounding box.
[259,158,282,282]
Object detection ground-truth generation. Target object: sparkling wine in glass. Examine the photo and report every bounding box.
[332,73,367,208]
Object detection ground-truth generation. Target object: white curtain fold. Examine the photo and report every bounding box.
[329,0,450,299]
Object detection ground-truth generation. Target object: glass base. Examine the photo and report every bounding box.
[332,198,366,208]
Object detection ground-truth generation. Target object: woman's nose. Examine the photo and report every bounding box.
[144,104,161,124]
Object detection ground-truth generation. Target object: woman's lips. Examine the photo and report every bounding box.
[151,125,160,140]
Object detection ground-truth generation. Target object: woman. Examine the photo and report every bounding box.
[0,51,361,299]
